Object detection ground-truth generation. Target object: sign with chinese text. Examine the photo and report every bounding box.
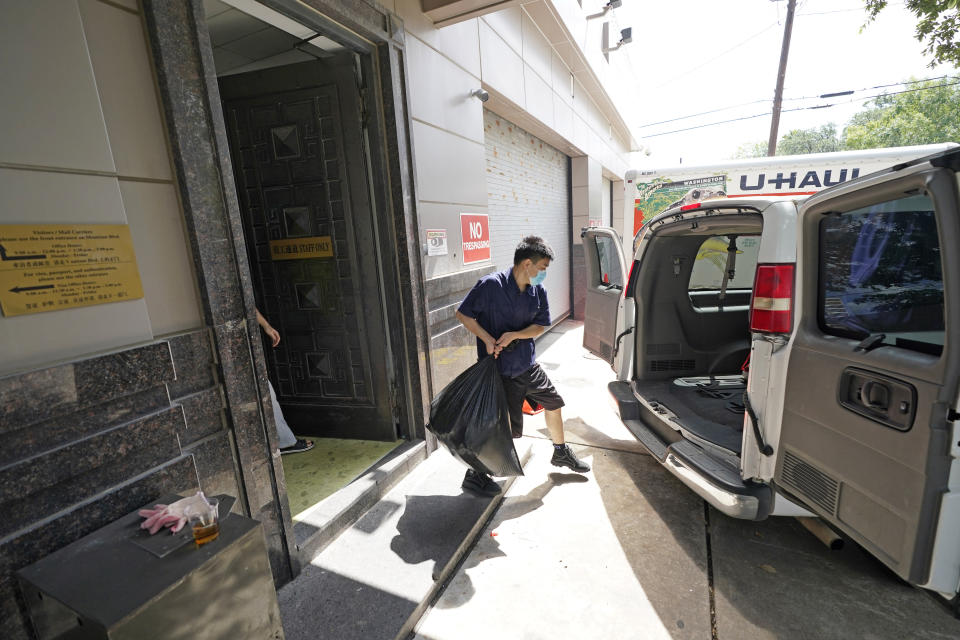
[0,224,144,317]
[426,229,447,256]
[459,213,490,264]
[268,236,333,261]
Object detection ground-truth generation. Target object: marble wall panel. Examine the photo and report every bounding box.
[183,431,243,514]
[0,407,184,538]
[0,342,174,429]
[75,342,175,403]
[176,386,227,446]
[0,386,169,468]
[166,329,217,399]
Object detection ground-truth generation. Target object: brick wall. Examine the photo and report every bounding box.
[483,110,570,319]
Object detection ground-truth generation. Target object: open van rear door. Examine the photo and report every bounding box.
[581,227,627,366]
[776,150,960,595]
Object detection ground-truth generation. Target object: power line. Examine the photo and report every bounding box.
[640,80,960,138]
[636,75,960,130]
[636,99,773,129]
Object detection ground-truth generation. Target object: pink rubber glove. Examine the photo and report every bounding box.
[138,492,210,535]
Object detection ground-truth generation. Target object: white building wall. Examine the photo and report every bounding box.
[389,0,635,283]
[0,0,203,376]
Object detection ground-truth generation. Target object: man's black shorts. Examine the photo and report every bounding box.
[501,363,564,437]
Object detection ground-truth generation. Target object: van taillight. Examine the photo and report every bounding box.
[750,264,794,333]
[625,260,637,298]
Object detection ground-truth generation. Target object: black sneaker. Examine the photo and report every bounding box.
[551,444,590,473]
[462,469,501,497]
[280,438,314,455]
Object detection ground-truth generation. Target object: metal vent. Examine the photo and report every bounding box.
[647,342,681,355]
[781,450,839,515]
[649,359,695,372]
[600,342,613,360]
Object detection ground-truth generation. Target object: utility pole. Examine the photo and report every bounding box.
[767,0,797,156]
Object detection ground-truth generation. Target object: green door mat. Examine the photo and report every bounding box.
[282,437,401,520]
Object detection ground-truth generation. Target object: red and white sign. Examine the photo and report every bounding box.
[460,213,490,264]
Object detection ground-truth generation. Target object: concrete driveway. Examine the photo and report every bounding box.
[412,320,960,640]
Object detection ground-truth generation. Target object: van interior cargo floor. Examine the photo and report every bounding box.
[636,376,746,454]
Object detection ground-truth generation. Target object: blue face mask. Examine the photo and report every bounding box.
[530,269,547,286]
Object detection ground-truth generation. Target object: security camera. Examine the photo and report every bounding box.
[588,0,621,19]
[603,25,634,52]
[471,89,489,102]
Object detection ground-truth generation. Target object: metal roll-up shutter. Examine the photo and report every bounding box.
[483,110,570,320]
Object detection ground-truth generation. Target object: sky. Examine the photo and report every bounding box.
[611,0,954,167]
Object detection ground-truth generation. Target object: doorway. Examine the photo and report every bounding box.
[204,1,402,511]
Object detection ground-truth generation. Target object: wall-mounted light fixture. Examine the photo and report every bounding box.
[602,26,633,53]
[587,0,622,20]
[470,88,489,102]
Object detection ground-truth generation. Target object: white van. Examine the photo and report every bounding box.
[583,145,960,603]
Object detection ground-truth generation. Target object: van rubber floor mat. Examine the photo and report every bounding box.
[637,378,744,454]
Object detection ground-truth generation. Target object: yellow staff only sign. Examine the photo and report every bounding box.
[268,236,333,261]
[0,224,144,317]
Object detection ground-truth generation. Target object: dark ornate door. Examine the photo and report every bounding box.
[220,58,395,441]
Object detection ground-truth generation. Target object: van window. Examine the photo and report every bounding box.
[819,194,944,354]
[688,235,760,291]
[590,234,624,286]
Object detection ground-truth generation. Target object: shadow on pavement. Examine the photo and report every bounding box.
[534,416,647,455]
[390,491,492,579]
[279,565,418,640]
[414,472,587,610]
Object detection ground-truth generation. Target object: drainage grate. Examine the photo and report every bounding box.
[649,359,695,372]
[781,450,839,515]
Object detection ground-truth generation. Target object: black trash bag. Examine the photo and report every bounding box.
[427,356,523,477]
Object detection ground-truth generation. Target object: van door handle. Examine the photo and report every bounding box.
[860,381,889,411]
[839,368,915,431]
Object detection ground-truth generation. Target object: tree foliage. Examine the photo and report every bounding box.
[777,124,842,155]
[864,1,960,68]
[733,141,768,158]
[843,78,960,148]
[733,124,841,158]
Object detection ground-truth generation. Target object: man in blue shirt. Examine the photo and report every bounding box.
[455,236,590,496]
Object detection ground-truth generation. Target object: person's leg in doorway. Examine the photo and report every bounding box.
[257,308,313,455]
[268,380,314,454]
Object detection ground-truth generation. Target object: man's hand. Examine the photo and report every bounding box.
[483,336,498,358]
[496,332,517,352]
